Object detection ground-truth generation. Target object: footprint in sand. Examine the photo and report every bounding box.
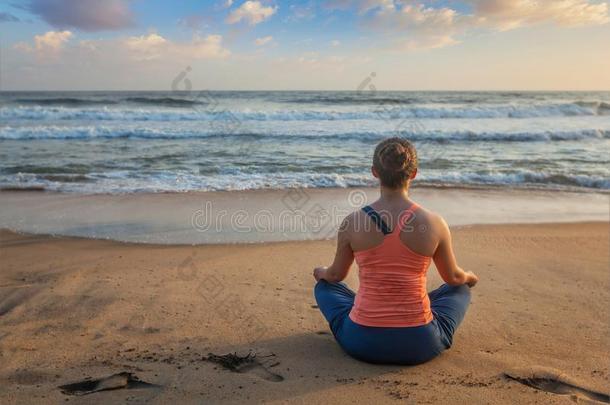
[58,372,159,396]
[205,352,284,382]
[0,287,42,316]
[504,369,609,404]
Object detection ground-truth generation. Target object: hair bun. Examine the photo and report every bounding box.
[372,137,418,189]
[379,142,409,172]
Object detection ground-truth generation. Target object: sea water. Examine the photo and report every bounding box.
[1,90,609,193]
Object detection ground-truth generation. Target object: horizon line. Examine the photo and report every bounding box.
[1,89,610,92]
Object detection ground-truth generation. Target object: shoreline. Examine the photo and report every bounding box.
[0,187,608,245]
[0,222,608,404]
[1,220,608,248]
[1,182,609,196]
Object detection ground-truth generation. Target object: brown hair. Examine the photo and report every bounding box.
[373,137,418,189]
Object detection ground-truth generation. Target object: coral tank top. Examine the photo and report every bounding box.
[349,203,433,327]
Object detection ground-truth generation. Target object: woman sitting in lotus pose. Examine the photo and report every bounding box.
[313,137,478,365]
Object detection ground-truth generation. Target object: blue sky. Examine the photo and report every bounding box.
[1,0,609,90]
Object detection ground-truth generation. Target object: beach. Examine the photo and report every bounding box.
[0,205,608,403]
[1,90,609,403]
[3,0,610,402]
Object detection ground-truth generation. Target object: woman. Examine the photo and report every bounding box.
[313,137,478,365]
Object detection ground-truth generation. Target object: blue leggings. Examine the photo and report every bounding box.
[314,281,471,365]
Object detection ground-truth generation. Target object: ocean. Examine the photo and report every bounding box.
[0,90,609,193]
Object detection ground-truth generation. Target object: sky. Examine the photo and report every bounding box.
[0,0,609,91]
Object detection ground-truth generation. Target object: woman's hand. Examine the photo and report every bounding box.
[313,266,328,282]
[465,271,479,287]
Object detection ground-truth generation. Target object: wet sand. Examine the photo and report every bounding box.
[0,188,608,244]
[0,222,608,404]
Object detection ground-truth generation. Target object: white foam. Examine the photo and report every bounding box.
[0,102,605,122]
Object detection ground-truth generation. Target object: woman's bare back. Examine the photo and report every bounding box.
[346,200,444,257]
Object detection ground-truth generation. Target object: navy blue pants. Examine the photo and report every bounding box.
[314,281,471,365]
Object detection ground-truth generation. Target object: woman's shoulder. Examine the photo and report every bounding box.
[410,203,448,231]
[340,208,369,231]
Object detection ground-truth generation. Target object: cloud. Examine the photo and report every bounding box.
[360,0,609,51]
[323,0,394,13]
[123,33,230,60]
[469,0,610,30]
[367,3,460,32]
[330,39,341,46]
[14,30,230,62]
[226,1,277,25]
[189,34,231,59]
[0,12,20,23]
[398,34,459,51]
[124,33,168,49]
[13,30,73,57]
[365,3,465,50]
[25,0,134,31]
[224,0,234,7]
[254,35,273,46]
[124,33,168,60]
[359,0,395,14]
[34,30,73,51]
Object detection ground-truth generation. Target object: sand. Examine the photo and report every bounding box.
[1,188,608,244]
[0,222,608,404]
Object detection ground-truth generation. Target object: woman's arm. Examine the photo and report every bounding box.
[432,217,478,287]
[313,215,354,283]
